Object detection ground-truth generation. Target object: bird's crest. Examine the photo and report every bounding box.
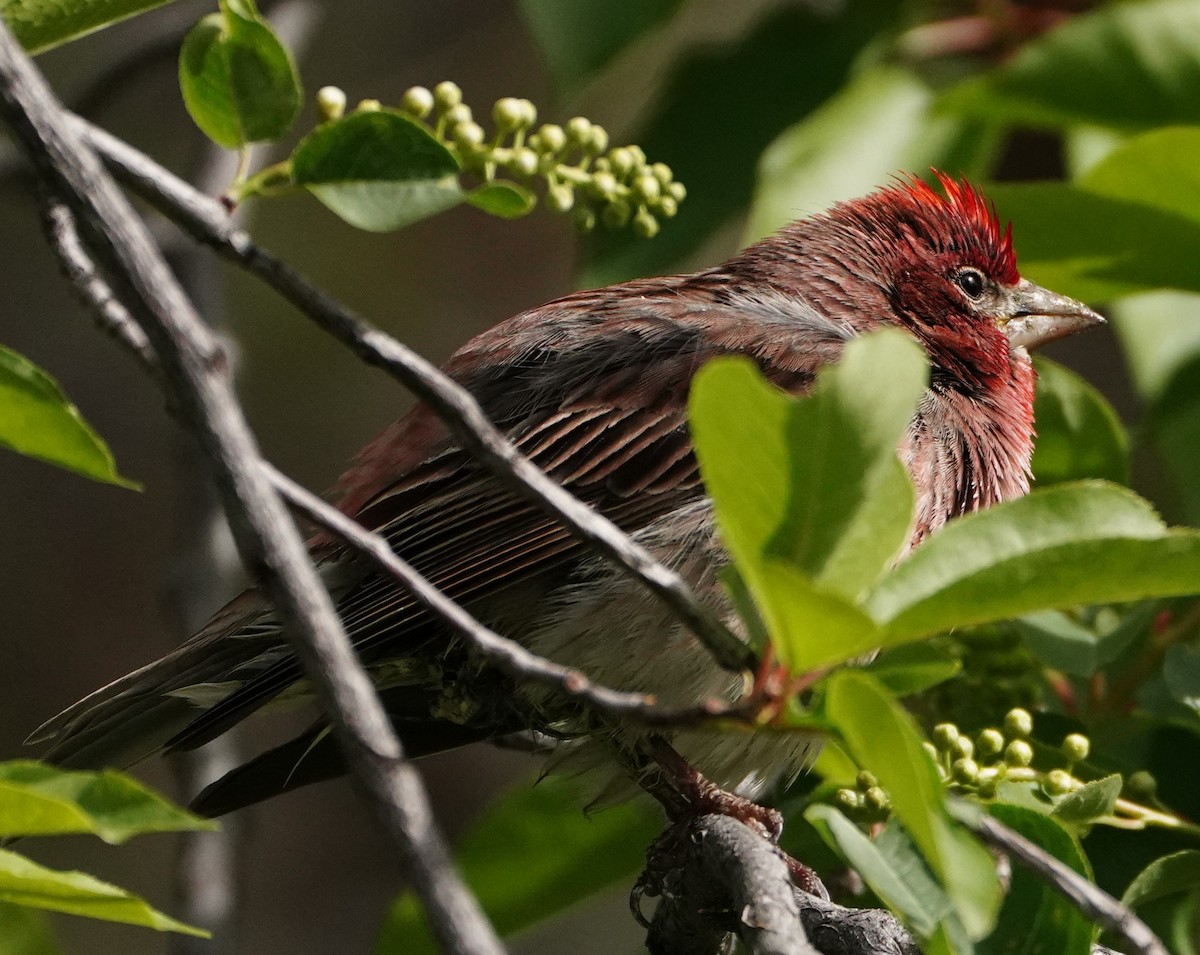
[894,171,1018,285]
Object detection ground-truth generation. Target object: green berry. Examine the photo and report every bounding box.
[952,758,980,785]
[493,97,526,131]
[633,208,659,238]
[952,736,975,761]
[633,174,661,204]
[626,144,647,168]
[1004,740,1034,768]
[536,124,566,153]
[1004,708,1034,739]
[433,81,462,112]
[667,181,687,203]
[519,99,538,128]
[1045,769,1074,796]
[571,205,596,233]
[1127,770,1157,800]
[356,98,382,113]
[445,103,473,127]
[932,723,960,750]
[658,195,678,218]
[608,147,635,177]
[401,86,434,118]
[316,85,346,122]
[510,147,539,177]
[546,184,574,213]
[855,771,878,792]
[453,121,485,149]
[588,125,610,154]
[601,199,631,229]
[864,786,890,812]
[1062,733,1090,763]
[565,116,592,143]
[977,778,998,800]
[590,171,618,200]
[835,788,861,811]
[921,741,940,765]
[651,162,673,185]
[977,729,1005,759]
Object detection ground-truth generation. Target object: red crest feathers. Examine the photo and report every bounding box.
[893,171,1019,285]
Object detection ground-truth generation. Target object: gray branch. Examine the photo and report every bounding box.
[61,113,754,677]
[0,21,503,955]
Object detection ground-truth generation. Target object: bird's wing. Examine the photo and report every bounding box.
[39,287,849,767]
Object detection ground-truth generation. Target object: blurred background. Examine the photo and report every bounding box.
[0,0,1163,952]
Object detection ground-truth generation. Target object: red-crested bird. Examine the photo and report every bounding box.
[30,174,1102,816]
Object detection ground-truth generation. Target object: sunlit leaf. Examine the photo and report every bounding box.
[291,110,463,232]
[0,345,138,488]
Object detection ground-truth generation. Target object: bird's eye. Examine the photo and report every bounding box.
[955,268,986,300]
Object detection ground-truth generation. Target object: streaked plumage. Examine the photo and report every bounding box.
[30,174,1102,815]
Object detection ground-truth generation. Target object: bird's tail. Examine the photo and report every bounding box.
[27,590,283,770]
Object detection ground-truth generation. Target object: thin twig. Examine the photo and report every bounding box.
[64,113,754,677]
[42,193,750,732]
[0,23,503,955]
[961,809,1167,955]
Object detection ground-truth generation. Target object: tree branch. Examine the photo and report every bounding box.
[0,22,502,955]
[62,113,754,677]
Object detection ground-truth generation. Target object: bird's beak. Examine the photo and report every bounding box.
[1001,279,1105,350]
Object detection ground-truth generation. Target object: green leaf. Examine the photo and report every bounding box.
[987,182,1200,302]
[0,0,175,53]
[1111,291,1200,405]
[826,670,1001,939]
[0,848,205,936]
[375,777,659,954]
[1031,358,1128,487]
[1123,851,1200,909]
[805,805,949,937]
[519,0,684,91]
[466,181,536,219]
[0,344,137,488]
[941,0,1200,132]
[1144,346,1200,525]
[291,110,463,232]
[0,761,213,843]
[690,331,925,670]
[867,483,1200,643]
[0,901,60,955]
[1053,774,1122,826]
[1080,127,1200,227]
[1016,610,1105,678]
[980,803,1092,955]
[746,65,997,243]
[178,1,302,149]
[583,0,903,285]
[863,642,961,696]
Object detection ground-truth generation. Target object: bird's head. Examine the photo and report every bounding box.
[745,172,1104,395]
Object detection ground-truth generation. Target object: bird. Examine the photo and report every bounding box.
[29,172,1103,819]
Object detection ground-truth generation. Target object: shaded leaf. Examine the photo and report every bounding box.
[291,110,462,231]
[1053,774,1122,826]
[1031,358,1128,487]
[805,805,947,937]
[0,901,60,955]
[746,65,997,243]
[0,761,213,843]
[178,0,301,148]
[466,181,535,219]
[980,803,1092,955]
[0,849,205,936]
[519,0,683,91]
[1164,644,1200,715]
[0,344,137,488]
[375,777,659,954]
[867,483,1200,643]
[941,0,1200,131]
[826,671,1001,939]
[1122,851,1200,909]
[1016,610,1104,678]
[863,642,961,696]
[584,0,903,285]
[0,0,175,53]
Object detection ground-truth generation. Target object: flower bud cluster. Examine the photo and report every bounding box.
[834,770,892,826]
[390,82,684,236]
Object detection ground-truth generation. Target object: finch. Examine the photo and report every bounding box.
[30,173,1102,815]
